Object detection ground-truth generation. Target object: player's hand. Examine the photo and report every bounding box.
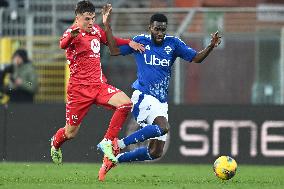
[102,4,112,27]
[71,27,80,38]
[210,31,221,48]
[129,41,145,53]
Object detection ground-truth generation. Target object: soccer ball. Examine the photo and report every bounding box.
[213,156,237,180]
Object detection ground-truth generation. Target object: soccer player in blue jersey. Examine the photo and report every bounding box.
[98,13,221,181]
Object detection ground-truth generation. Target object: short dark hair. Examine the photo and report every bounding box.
[150,13,168,24]
[75,0,96,15]
[12,49,30,64]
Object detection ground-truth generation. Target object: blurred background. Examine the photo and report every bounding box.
[0,0,284,164]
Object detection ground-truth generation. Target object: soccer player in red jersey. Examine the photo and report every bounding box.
[50,1,145,164]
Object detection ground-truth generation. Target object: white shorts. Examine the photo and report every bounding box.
[131,90,168,141]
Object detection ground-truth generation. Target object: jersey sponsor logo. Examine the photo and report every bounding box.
[164,46,172,54]
[144,54,170,67]
[91,39,100,54]
[89,54,100,58]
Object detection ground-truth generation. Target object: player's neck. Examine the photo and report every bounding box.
[151,40,163,46]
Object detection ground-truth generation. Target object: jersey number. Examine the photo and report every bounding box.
[108,87,118,94]
[145,45,150,50]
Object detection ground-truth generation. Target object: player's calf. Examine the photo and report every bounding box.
[104,102,133,140]
[116,147,154,163]
[116,124,165,148]
[64,124,80,139]
[115,139,166,164]
[50,125,79,164]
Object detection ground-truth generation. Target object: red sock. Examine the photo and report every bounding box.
[104,103,132,140]
[52,128,68,149]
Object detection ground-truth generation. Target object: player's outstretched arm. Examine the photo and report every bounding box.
[192,31,221,63]
[102,4,145,55]
[102,4,121,55]
[129,41,145,53]
[59,26,80,49]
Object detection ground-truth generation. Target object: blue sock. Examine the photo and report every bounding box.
[118,147,153,163]
[122,125,164,146]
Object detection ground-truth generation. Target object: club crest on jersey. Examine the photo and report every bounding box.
[164,46,172,54]
[144,54,170,67]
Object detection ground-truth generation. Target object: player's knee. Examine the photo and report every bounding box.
[123,98,132,105]
[117,93,132,107]
[157,123,170,134]
[64,125,79,139]
[149,147,164,159]
[163,126,169,134]
[122,100,133,108]
[117,102,133,112]
[154,117,170,135]
[65,131,77,139]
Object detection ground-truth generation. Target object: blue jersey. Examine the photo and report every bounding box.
[119,34,197,103]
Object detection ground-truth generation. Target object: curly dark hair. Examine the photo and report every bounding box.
[75,0,96,15]
[150,13,168,24]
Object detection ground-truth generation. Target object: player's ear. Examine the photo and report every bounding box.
[75,13,82,21]
[148,25,151,32]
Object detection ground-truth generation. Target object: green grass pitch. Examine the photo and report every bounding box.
[0,163,284,189]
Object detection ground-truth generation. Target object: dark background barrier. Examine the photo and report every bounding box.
[162,105,284,164]
[0,104,118,162]
[1,104,284,164]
